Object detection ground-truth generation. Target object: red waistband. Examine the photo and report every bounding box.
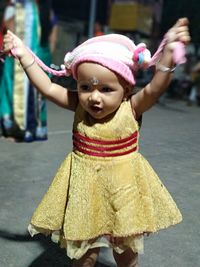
[73,131,138,157]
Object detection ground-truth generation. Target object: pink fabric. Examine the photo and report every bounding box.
[7,34,186,85]
[66,35,186,85]
[72,56,136,85]
[10,47,67,77]
[173,42,186,64]
[149,37,186,66]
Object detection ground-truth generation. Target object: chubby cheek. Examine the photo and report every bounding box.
[106,99,122,113]
[78,93,88,109]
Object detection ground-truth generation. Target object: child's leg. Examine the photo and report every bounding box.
[72,248,100,267]
[113,249,139,267]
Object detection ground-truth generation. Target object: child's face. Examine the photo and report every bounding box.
[77,63,128,120]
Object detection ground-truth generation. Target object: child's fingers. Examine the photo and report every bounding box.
[170,26,189,36]
[3,31,22,56]
[175,25,189,33]
[167,22,190,44]
[178,36,190,44]
[3,44,14,53]
[4,30,20,46]
[7,30,21,44]
[176,29,190,39]
[3,37,14,52]
[7,29,17,38]
[177,32,191,44]
[174,17,189,27]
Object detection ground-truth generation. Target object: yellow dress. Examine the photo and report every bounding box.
[28,100,182,259]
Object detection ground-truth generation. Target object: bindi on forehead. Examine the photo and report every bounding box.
[90,77,99,85]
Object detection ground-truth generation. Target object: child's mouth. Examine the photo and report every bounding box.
[90,106,102,112]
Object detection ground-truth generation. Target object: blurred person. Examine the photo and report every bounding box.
[151,0,163,53]
[0,1,7,50]
[189,58,200,106]
[158,59,193,104]
[3,18,190,267]
[0,0,55,142]
[94,21,104,37]
[0,0,8,136]
[38,0,57,59]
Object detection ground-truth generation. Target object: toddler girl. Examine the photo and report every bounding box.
[3,17,190,267]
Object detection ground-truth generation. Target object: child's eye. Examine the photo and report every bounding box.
[101,87,113,93]
[78,84,90,91]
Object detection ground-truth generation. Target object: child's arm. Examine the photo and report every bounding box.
[131,18,190,119]
[3,30,78,111]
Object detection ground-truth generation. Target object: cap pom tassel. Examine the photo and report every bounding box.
[133,44,151,68]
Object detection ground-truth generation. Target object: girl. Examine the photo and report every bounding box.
[3,18,190,267]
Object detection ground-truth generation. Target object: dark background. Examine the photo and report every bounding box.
[52,0,109,25]
[161,0,200,47]
[51,0,200,48]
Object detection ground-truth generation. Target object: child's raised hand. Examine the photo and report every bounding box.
[3,30,27,59]
[165,18,190,51]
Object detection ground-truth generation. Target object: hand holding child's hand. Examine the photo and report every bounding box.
[3,30,27,59]
[165,18,190,51]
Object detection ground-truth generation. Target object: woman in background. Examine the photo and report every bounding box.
[0,0,8,137]
[0,0,55,141]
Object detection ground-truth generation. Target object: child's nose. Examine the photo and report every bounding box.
[89,90,101,103]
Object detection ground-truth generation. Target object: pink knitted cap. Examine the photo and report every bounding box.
[62,33,186,85]
[63,34,152,85]
[11,33,185,83]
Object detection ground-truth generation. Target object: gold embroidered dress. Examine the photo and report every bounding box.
[29,100,182,259]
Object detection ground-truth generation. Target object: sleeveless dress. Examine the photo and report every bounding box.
[28,100,182,259]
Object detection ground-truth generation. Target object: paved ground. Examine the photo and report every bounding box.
[0,99,200,267]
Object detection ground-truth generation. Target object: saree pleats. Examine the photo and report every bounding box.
[0,0,48,141]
